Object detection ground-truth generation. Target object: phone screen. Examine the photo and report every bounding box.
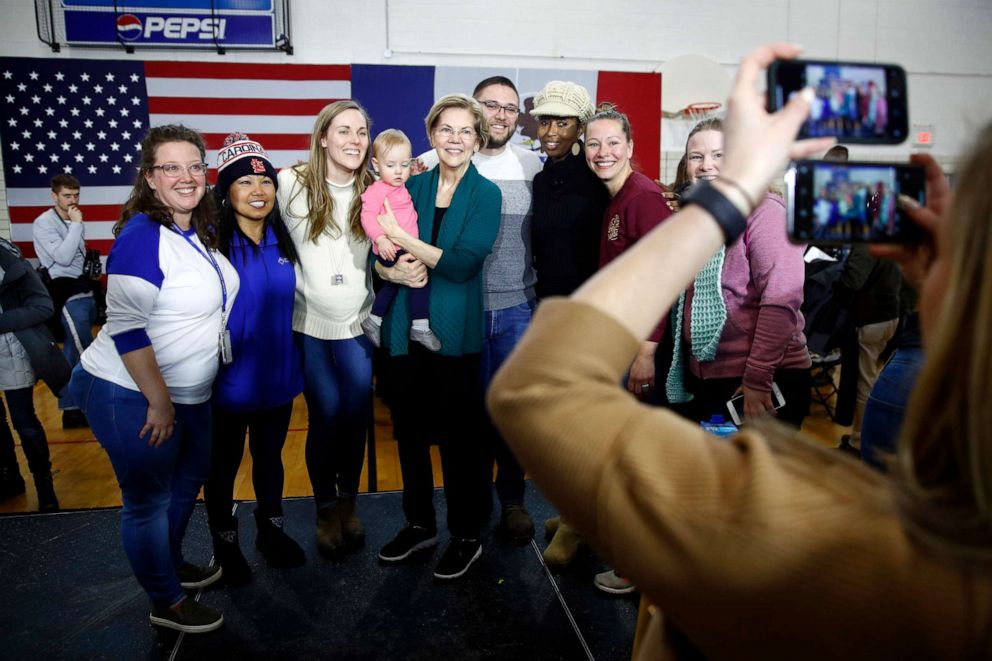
[768,60,908,144]
[786,160,925,244]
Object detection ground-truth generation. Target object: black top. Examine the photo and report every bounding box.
[531,146,611,300]
[431,206,447,246]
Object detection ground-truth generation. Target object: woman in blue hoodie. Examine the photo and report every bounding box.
[204,133,305,584]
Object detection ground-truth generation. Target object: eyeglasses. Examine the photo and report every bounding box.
[151,162,209,177]
[435,125,477,141]
[478,100,520,116]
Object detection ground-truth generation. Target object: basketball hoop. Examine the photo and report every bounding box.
[683,102,722,120]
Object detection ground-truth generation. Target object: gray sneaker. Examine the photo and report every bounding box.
[409,327,441,352]
[149,597,224,633]
[594,568,636,595]
[177,563,223,589]
[361,316,382,348]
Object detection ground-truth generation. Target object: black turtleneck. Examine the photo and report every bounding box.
[531,146,611,300]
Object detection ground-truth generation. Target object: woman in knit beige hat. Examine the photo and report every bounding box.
[530,81,611,571]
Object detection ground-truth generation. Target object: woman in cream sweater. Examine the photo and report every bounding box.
[277,100,375,560]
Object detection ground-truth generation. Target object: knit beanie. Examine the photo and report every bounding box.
[530,81,594,122]
[215,132,278,199]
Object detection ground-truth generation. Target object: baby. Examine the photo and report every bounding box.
[360,129,440,351]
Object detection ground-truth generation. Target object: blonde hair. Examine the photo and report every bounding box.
[288,100,373,243]
[425,94,490,151]
[894,122,992,560]
[372,129,412,160]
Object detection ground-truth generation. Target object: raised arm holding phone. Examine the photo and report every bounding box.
[488,43,992,658]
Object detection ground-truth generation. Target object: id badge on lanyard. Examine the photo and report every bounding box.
[175,226,233,365]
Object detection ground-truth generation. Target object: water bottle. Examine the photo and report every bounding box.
[700,414,738,438]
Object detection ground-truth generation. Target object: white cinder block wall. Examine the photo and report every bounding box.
[1,0,990,238]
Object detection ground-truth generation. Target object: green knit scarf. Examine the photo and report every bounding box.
[665,247,727,403]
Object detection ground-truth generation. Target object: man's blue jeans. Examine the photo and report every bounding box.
[69,365,212,608]
[60,294,95,410]
[480,299,535,507]
[861,347,924,472]
[299,333,372,509]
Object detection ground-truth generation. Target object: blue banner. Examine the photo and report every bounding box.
[64,10,275,47]
[61,0,273,10]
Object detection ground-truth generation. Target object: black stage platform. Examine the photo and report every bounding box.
[1,485,636,660]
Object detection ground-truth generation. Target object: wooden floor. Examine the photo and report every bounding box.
[0,372,849,514]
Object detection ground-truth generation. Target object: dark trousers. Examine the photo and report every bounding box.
[676,367,812,429]
[204,401,294,529]
[385,345,489,539]
[0,387,51,476]
[372,252,431,320]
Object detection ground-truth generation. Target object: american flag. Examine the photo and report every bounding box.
[0,57,350,261]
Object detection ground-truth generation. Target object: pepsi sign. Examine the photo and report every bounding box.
[65,7,275,48]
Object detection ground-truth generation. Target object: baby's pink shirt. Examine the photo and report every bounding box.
[360,180,418,255]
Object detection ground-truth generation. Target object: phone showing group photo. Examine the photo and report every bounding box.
[785,160,926,244]
[727,383,786,426]
[767,59,908,144]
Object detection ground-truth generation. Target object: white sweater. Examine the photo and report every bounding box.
[277,168,373,340]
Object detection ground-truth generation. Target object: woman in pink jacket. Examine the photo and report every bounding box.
[666,118,811,427]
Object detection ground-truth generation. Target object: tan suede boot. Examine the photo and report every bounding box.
[544,515,560,538]
[336,495,365,550]
[543,518,582,568]
[316,505,344,559]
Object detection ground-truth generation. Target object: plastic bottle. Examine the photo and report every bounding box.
[700,414,738,438]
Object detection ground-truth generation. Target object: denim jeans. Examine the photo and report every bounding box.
[0,387,51,476]
[861,347,924,472]
[299,333,372,509]
[69,365,212,608]
[205,401,294,527]
[480,299,535,507]
[60,294,95,410]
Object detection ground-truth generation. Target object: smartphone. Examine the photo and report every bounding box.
[727,383,785,426]
[785,160,925,244]
[767,59,908,144]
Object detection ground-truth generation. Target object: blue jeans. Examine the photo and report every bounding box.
[69,365,212,608]
[861,347,924,472]
[299,333,372,509]
[481,299,535,507]
[60,295,95,410]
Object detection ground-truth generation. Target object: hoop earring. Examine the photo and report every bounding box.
[571,142,581,156]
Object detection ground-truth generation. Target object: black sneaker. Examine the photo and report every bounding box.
[61,409,88,430]
[378,525,438,563]
[177,563,223,589]
[149,597,224,633]
[433,538,481,580]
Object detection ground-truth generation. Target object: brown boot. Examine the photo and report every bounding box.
[316,505,344,560]
[543,518,582,569]
[336,496,365,551]
[544,515,560,538]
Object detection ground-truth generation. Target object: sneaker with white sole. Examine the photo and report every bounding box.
[177,562,223,590]
[149,597,224,633]
[594,568,636,595]
[379,525,438,562]
[433,538,481,580]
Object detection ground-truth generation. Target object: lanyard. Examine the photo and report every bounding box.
[171,225,229,317]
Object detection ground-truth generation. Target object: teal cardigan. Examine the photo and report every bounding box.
[381,161,501,356]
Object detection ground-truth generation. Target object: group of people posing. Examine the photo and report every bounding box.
[1,71,812,635]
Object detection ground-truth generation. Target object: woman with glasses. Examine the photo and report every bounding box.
[69,125,239,633]
[276,101,375,561]
[374,94,502,580]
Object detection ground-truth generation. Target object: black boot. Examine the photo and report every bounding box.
[255,510,305,568]
[211,519,252,586]
[0,465,26,502]
[34,471,59,512]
